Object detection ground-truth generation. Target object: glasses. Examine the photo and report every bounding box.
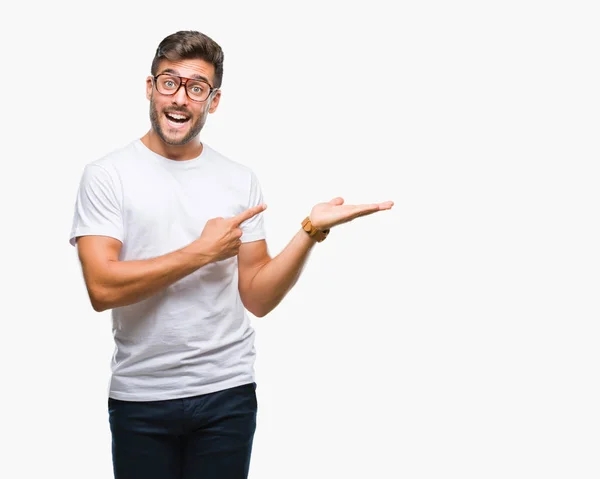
[153,73,217,102]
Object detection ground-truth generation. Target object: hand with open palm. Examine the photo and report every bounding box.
[309,197,394,231]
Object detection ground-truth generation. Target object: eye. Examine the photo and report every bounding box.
[158,76,179,90]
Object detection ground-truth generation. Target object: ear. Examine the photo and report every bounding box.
[208,90,221,114]
[145,76,153,101]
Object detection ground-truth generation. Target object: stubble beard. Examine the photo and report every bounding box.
[149,95,209,146]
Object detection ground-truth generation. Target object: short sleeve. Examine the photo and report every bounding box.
[240,170,266,243]
[69,164,124,247]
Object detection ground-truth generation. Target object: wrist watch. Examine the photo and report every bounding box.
[301,216,330,242]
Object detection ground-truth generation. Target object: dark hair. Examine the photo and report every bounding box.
[151,30,224,89]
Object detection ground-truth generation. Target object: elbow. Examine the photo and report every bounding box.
[252,308,269,318]
[91,301,109,313]
[252,299,280,317]
[243,298,271,318]
[88,286,112,313]
[247,303,269,318]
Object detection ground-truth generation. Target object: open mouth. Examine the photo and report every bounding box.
[164,111,191,128]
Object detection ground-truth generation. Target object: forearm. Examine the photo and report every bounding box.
[248,228,317,316]
[93,248,210,312]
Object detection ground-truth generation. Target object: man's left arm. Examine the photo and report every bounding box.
[237,196,394,318]
[237,229,316,318]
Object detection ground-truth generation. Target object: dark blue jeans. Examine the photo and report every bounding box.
[108,382,258,479]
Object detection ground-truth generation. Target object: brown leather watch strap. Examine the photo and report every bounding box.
[301,216,330,242]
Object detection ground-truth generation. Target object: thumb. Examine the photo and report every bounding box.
[329,197,344,206]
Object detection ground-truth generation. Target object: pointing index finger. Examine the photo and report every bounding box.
[231,204,267,226]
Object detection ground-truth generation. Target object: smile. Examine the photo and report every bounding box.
[164,112,191,129]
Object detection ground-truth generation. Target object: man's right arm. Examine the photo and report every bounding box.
[75,204,266,313]
[76,235,212,312]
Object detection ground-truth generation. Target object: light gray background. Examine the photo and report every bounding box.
[1,1,598,478]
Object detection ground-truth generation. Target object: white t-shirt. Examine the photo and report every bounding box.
[69,139,266,401]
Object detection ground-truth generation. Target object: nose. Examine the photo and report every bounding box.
[171,82,189,105]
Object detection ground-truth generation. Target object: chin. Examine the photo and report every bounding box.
[159,125,192,146]
[161,133,191,146]
[165,137,192,146]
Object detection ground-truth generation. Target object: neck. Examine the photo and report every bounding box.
[140,130,203,161]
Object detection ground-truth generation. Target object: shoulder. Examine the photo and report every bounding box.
[78,140,145,189]
[89,140,139,172]
[77,141,141,195]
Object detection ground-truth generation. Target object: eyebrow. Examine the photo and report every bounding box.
[160,68,211,83]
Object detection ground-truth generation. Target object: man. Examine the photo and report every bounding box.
[69,30,393,479]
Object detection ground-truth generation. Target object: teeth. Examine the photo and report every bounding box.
[168,113,187,120]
